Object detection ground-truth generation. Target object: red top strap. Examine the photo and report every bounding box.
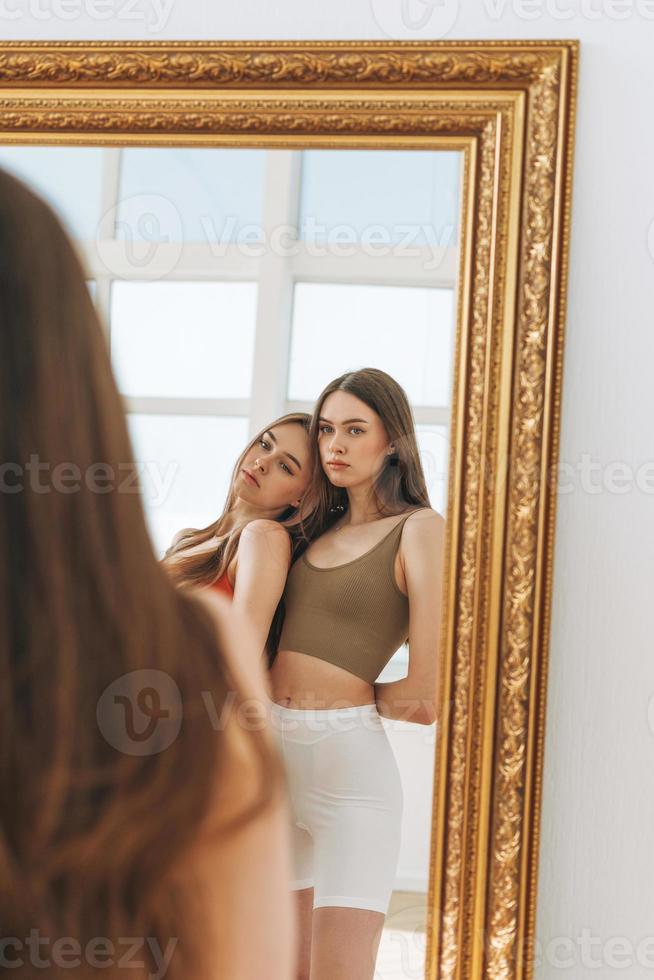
[211,572,234,597]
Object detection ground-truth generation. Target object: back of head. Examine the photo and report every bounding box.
[0,167,281,978]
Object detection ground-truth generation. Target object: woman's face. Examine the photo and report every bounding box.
[317,390,392,490]
[237,423,312,511]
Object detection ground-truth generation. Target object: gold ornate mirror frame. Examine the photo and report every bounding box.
[0,39,578,980]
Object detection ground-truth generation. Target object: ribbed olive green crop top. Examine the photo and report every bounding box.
[277,510,420,685]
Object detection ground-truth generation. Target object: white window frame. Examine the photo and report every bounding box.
[81,146,459,673]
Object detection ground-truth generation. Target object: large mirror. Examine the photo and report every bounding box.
[0,141,459,975]
[0,40,577,980]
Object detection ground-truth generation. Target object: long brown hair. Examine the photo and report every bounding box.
[296,367,432,544]
[161,411,312,661]
[0,167,284,977]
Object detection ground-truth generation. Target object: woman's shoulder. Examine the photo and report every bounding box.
[242,517,291,537]
[399,507,445,549]
[239,519,292,558]
[403,505,443,524]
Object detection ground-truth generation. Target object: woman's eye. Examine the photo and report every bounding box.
[259,437,292,474]
[319,424,363,435]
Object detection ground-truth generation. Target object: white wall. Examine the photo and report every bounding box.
[10,5,654,977]
[385,720,436,891]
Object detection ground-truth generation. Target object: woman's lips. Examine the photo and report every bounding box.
[327,461,349,469]
[242,468,259,487]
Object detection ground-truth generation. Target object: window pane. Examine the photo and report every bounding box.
[377,644,409,683]
[299,149,461,247]
[288,283,454,407]
[0,146,104,241]
[111,281,257,399]
[127,414,249,558]
[116,148,265,244]
[416,424,449,515]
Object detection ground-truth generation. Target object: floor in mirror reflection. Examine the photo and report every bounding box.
[377,891,427,980]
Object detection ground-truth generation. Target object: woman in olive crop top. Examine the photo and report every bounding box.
[268,367,445,980]
[162,411,315,678]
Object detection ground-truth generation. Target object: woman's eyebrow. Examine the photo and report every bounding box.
[318,417,369,425]
[264,430,302,470]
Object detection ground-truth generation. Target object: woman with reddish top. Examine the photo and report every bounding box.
[162,412,315,682]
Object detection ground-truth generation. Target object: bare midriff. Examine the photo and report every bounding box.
[269,649,376,709]
[270,520,410,709]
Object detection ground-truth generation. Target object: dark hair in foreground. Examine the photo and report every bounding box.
[0,167,283,978]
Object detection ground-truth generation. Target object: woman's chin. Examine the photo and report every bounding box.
[235,485,260,506]
[325,471,348,485]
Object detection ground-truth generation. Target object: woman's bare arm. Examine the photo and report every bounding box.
[374,508,445,726]
[188,589,297,980]
[229,519,292,671]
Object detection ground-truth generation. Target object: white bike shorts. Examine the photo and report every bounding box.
[269,701,404,915]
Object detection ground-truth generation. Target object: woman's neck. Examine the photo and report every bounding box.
[224,498,282,532]
[342,487,385,526]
